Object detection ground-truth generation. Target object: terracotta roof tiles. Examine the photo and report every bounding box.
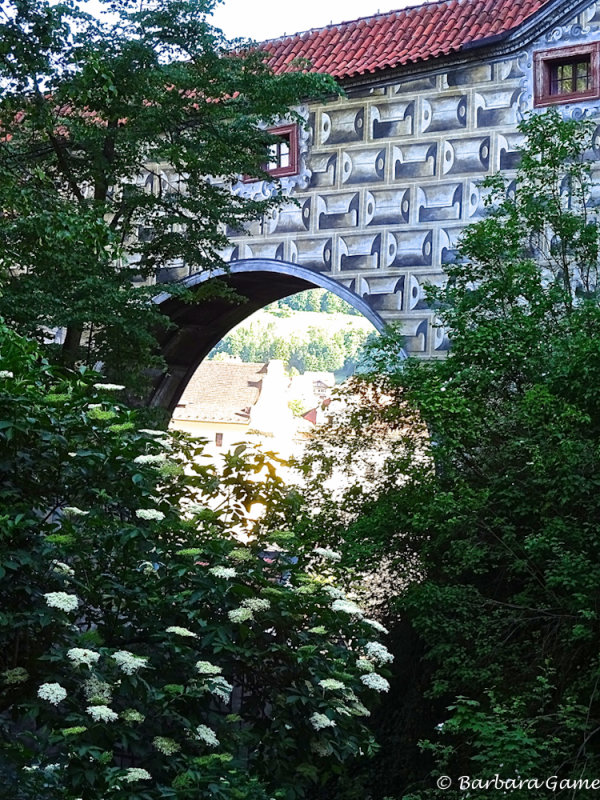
[264,0,551,79]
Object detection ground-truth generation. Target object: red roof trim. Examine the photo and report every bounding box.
[263,0,552,80]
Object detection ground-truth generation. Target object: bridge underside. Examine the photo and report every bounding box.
[149,259,386,412]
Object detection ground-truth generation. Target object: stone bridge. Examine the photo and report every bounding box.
[150,0,600,410]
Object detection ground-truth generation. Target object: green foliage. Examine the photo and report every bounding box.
[210,312,372,376]
[298,111,600,798]
[0,0,339,387]
[0,320,388,799]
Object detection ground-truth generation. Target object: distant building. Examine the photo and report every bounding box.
[170,360,295,455]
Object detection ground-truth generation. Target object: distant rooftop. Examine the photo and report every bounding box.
[264,0,551,80]
[173,361,266,424]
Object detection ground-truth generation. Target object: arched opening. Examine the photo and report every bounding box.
[150,258,391,411]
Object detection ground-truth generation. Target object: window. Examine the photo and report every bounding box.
[265,124,298,177]
[215,432,223,447]
[534,43,600,106]
[244,124,299,181]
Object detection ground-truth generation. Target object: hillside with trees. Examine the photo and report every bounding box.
[209,290,375,377]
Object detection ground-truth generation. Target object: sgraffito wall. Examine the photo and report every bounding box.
[212,1,600,357]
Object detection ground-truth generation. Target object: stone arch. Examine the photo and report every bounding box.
[150,258,390,411]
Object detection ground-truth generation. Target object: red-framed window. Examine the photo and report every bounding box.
[265,123,299,177]
[534,43,600,107]
[244,123,299,182]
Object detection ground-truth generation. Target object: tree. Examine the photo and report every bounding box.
[298,110,600,799]
[0,319,390,800]
[0,0,338,387]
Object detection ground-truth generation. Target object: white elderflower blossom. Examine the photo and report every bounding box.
[112,650,148,675]
[318,679,346,691]
[86,704,119,722]
[135,508,165,521]
[228,607,254,623]
[314,547,342,562]
[3,667,28,685]
[121,708,144,723]
[360,673,390,692]
[67,648,100,668]
[350,701,371,717]
[310,712,336,731]
[153,736,181,755]
[208,566,236,579]
[44,592,79,612]
[37,683,67,705]
[84,677,112,703]
[124,767,152,782]
[133,453,166,466]
[364,618,389,635]
[50,560,75,577]
[330,598,363,617]
[93,383,124,391]
[195,724,219,747]
[62,506,89,518]
[195,661,222,676]
[240,598,271,613]
[364,641,394,665]
[356,658,375,673]
[166,626,198,638]
[0,370,14,378]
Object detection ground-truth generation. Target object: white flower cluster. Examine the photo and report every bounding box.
[360,673,390,692]
[240,597,271,613]
[356,658,375,673]
[166,626,198,638]
[195,724,219,747]
[135,508,165,521]
[121,708,144,723]
[44,592,79,612]
[112,650,148,675]
[50,560,75,577]
[84,677,112,703]
[153,736,181,755]
[86,704,119,722]
[124,767,152,782]
[133,453,166,466]
[195,661,222,676]
[67,648,100,667]
[310,712,336,731]
[62,506,89,518]
[228,607,253,623]
[0,370,14,378]
[314,547,342,562]
[364,641,394,665]
[330,598,363,617]
[208,566,236,579]
[37,683,67,705]
[138,429,166,437]
[318,679,346,691]
[93,383,124,391]
[364,618,389,634]
[3,667,28,685]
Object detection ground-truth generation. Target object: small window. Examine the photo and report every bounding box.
[215,432,223,447]
[534,44,600,106]
[265,124,298,177]
[244,124,299,182]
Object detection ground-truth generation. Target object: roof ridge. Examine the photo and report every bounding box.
[259,0,454,45]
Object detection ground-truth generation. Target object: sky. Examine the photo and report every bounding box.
[210,0,409,41]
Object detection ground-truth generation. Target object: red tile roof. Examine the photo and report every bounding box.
[264,0,551,80]
[173,362,266,423]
